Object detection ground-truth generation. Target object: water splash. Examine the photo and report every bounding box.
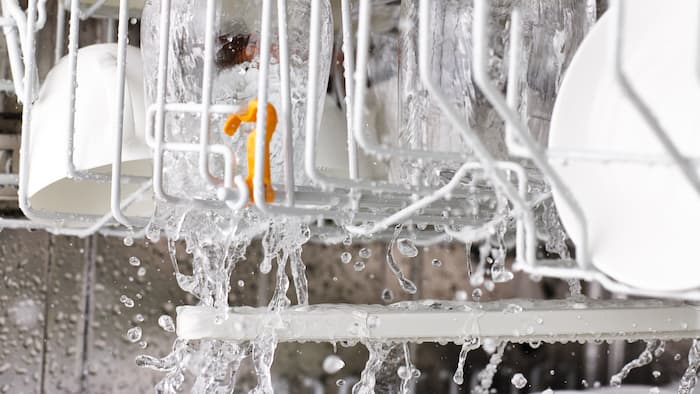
[610,340,663,387]
[453,336,481,385]
[385,225,418,294]
[472,342,507,394]
[352,342,394,394]
[678,340,700,394]
[399,343,419,394]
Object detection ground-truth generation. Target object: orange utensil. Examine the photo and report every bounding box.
[224,99,277,203]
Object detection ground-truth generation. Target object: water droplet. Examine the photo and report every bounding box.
[340,252,352,264]
[431,259,442,267]
[138,340,148,349]
[472,288,482,301]
[137,267,146,277]
[123,236,134,247]
[503,304,523,314]
[237,280,245,287]
[158,315,175,333]
[129,256,141,266]
[511,373,528,389]
[134,314,145,323]
[652,370,661,379]
[322,355,345,374]
[397,238,418,257]
[397,366,411,380]
[126,326,142,342]
[381,288,394,303]
[342,236,352,246]
[336,379,346,387]
[353,261,366,272]
[359,248,372,259]
[455,290,468,301]
[120,295,134,308]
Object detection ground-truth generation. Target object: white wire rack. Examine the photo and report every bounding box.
[1,0,700,312]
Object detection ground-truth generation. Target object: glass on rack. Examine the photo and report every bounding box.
[140,0,333,199]
[393,0,595,193]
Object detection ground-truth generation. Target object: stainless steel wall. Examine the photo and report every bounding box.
[0,229,693,393]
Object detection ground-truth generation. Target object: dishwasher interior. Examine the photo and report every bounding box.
[0,0,699,393]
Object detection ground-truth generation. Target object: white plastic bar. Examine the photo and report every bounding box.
[515,260,700,302]
[177,299,700,343]
[34,0,45,30]
[276,0,296,206]
[471,0,587,267]
[196,0,219,187]
[64,0,80,178]
[340,0,359,180]
[504,10,528,157]
[1,0,26,98]
[3,0,27,49]
[54,0,65,64]
[611,0,700,198]
[145,103,243,148]
[78,0,109,20]
[109,0,138,227]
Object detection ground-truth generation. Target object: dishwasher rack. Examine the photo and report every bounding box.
[0,0,699,316]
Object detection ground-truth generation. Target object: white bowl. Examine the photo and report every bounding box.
[550,0,700,291]
[27,43,152,219]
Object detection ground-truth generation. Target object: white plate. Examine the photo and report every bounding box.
[549,0,700,292]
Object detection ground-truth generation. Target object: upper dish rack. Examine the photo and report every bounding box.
[0,0,698,301]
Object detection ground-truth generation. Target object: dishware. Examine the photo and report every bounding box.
[549,0,700,291]
[27,43,152,218]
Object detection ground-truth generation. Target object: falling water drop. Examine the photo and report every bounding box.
[381,288,394,303]
[359,248,372,259]
[129,256,141,266]
[385,226,418,294]
[431,258,442,268]
[511,373,528,389]
[322,355,345,374]
[354,262,366,272]
[397,238,418,257]
[120,295,135,308]
[158,315,175,333]
[127,326,142,343]
[340,252,352,264]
